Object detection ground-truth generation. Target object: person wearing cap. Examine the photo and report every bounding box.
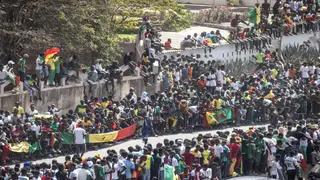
[4,60,14,74]
[17,54,28,82]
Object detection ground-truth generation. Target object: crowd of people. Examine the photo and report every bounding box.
[1,1,320,179]
[0,53,128,101]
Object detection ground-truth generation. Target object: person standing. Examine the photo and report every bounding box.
[73,122,87,157]
[18,54,28,82]
[36,53,45,85]
[284,151,299,180]
[261,0,270,19]
[54,56,63,86]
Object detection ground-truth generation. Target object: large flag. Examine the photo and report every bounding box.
[215,109,232,123]
[9,123,137,153]
[45,47,60,62]
[87,131,118,143]
[248,7,260,26]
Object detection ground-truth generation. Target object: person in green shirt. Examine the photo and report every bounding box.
[54,56,63,86]
[246,137,256,175]
[75,100,88,114]
[18,54,29,82]
[51,118,60,132]
[254,134,265,174]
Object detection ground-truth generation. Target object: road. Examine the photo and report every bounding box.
[16,124,267,166]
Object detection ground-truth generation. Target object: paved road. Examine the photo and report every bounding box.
[16,124,267,166]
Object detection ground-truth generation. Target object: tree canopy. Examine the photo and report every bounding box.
[0,0,190,64]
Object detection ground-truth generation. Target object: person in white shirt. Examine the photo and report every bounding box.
[206,70,216,94]
[35,53,44,79]
[200,164,212,180]
[28,104,39,118]
[214,139,224,159]
[95,59,107,79]
[269,155,285,180]
[300,63,310,81]
[0,65,8,82]
[68,163,78,180]
[174,68,181,85]
[73,122,87,157]
[4,60,14,74]
[285,151,299,180]
[76,163,93,180]
[3,111,11,124]
[31,120,41,137]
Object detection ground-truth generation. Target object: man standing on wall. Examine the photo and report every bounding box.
[18,54,28,82]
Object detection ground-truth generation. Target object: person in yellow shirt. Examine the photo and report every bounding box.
[12,102,24,116]
[202,144,210,165]
[271,68,278,80]
[46,54,58,86]
[213,96,223,109]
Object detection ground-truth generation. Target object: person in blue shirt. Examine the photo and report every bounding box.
[122,153,135,179]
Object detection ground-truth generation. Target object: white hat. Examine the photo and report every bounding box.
[8,60,15,65]
[87,161,93,167]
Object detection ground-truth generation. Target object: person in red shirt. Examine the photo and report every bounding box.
[11,125,24,142]
[227,137,241,176]
[197,75,207,90]
[182,146,195,167]
[164,39,172,50]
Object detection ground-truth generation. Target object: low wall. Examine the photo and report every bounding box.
[177,0,276,7]
[159,32,320,61]
[0,76,162,114]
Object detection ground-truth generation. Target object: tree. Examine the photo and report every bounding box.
[0,0,120,63]
[108,0,191,33]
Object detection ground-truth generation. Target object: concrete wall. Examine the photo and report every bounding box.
[159,32,319,61]
[0,76,162,114]
[177,0,277,6]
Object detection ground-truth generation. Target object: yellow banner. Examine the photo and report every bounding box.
[88,131,118,143]
[9,142,30,153]
[206,112,217,125]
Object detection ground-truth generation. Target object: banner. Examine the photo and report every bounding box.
[88,131,118,143]
[9,123,137,153]
[9,142,42,153]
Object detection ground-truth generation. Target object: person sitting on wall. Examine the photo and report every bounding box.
[0,65,8,84]
[86,65,98,94]
[164,39,172,50]
[94,59,107,80]
[230,14,249,28]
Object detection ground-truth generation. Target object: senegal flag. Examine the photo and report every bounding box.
[248,7,260,27]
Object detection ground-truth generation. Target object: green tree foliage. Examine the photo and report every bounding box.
[0,0,120,63]
[108,0,192,33]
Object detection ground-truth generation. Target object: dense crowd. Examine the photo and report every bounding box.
[1,1,320,179]
[0,53,126,100]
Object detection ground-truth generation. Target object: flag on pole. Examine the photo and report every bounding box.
[248,7,260,27]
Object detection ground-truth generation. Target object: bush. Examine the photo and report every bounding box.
[161,9,193,32]
[194,6,248,24]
